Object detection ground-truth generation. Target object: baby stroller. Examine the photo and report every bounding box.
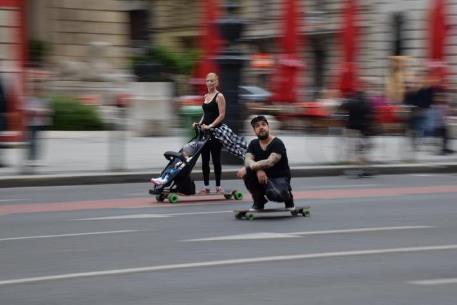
[149,126,209,202]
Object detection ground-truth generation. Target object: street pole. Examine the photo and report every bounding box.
[215,1,249,164]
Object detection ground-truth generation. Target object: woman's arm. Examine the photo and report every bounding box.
[193,95,206,126]
[208,93,226,128]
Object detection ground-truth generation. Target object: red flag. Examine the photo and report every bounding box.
[337,0,359,95]
[428,0,450,85]
[271,0,304,103]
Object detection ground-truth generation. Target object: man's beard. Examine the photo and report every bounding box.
[257,131,269,140]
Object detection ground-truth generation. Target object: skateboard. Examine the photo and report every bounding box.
[234,206,311,220]
[151,189,243,204]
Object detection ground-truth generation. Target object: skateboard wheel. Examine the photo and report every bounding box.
[246,213,255,220]
[167,193,179,203]
[155,194,165,202]
[302,210,310,217]
[234,213,243,219]
[233,191,243,200]
[224,194,232,200]
[290,210,299,216]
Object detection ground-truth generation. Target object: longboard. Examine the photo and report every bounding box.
[150,189,243,204]
[234,206,310,220]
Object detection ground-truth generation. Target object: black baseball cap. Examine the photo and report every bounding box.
[250,115,269,127]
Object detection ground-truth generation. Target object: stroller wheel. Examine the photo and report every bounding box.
[155,194,165,202]
[167,193,179,204]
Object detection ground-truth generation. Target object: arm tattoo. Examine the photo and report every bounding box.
[252,153,282,170]
[244,153,256,168]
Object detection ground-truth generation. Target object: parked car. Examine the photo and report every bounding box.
[239,86,272,103]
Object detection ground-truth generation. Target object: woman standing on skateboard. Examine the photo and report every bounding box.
[193,72,247,194]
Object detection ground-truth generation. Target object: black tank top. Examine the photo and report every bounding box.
[202,92,221,127]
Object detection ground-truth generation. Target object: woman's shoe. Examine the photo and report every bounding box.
[198,186,210,194]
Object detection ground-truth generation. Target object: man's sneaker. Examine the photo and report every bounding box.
[198,187,210,194]
[215,186,224,193]
[249,203,264,211]
[285,201,295,211]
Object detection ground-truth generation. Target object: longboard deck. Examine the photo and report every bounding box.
[151,189,243,203]
[234,206,311,220]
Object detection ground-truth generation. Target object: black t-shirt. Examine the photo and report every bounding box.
[247,137,290,178]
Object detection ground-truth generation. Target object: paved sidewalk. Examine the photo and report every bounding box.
[0,130,456,187]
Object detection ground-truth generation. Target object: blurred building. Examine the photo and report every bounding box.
[151,0,457,95]
[1,0,457,104]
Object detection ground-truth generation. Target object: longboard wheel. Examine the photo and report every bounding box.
[155,194,165,202]
[234,212,243,219]
[224,194,232,200]
[246,213,255,220]
[302,210,310,217]
[233,191,243,200]
[167,193,179,203]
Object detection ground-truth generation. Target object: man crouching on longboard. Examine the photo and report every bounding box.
[237,115,295,211]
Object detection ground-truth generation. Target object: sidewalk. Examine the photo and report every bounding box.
[0,130,456,187]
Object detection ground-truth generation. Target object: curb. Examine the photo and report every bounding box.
[0,162,456,188]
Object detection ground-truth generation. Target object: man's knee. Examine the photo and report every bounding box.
[265,178,292,202]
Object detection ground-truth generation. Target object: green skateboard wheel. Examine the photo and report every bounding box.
[167,193,179,203]
[233,191,243,200]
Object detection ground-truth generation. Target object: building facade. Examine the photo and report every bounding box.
[1,0,457,90]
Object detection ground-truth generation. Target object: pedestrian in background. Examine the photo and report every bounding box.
[339,90,375,177]
[0,75,7,167]
[431,90,454,155]
[23,79,52,166]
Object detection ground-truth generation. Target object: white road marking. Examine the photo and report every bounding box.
[0,230,141,242]
[288,226,434,236]
[73,210,233,220]
[304,184,379,190]
[1,244,457,286]
[0,199,26,203]
[409,174,439,177]
[168,210,233,216]
[185,232,298,241]
[74,214,172,220]
[410,278,457,286]
[183,226,434,242]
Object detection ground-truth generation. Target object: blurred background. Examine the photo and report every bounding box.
[0,0,456,173]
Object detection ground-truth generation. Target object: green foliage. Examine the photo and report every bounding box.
[28,40,49,65]
[131,45,201,76]
[50,96,105,130]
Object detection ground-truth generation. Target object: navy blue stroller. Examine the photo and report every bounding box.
[149,126,210,202]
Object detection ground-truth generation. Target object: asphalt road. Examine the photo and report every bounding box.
[1,174,457,305]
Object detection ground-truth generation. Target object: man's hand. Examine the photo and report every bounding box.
[256,170,268,184]
[237,167,246,178]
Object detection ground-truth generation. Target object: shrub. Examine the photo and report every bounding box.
[131,45,201,80]
[50,96,105,130]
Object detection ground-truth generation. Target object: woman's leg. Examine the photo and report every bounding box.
[201,142,211,187]
[210,139,223,187]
